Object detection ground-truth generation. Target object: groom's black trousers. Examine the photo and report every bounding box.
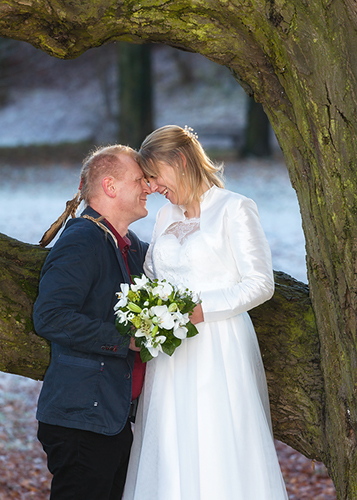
[38,419,133,500]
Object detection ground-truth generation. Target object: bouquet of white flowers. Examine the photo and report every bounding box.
[114,274,200,362]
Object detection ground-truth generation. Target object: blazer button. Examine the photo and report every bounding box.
[124,373,131,379]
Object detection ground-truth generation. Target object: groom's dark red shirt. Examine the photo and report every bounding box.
[105,219,146,401]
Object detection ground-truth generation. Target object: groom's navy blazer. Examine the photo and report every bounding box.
[33,206,148,436]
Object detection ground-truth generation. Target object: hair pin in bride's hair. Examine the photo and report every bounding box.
[184,125,198,141]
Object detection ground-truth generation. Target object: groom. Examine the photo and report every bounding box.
[33,145,150,500]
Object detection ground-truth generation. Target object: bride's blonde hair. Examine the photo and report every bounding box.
[138,125,224,204]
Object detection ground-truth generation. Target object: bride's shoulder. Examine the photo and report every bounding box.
[208,186,256,210]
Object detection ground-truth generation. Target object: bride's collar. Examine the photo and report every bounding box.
[177,185,215,216]
[200,184,215,202]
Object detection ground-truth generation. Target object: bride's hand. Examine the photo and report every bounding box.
[189,304,204,325]
[129,337,141,352]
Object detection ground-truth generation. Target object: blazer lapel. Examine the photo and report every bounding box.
[109,234,132,284]
[81,206,132,284]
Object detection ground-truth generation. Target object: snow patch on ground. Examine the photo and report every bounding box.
[0,159,306,283]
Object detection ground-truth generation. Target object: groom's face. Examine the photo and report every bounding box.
[114,156,152,223]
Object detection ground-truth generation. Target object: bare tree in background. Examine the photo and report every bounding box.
[242,97,272,157]
[118,43,153,150]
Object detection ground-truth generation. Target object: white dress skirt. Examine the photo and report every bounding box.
[123,191,288,500]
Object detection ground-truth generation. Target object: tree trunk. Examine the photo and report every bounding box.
[1,0,357,496]
[0,37,14,106]
[118,43,153,150]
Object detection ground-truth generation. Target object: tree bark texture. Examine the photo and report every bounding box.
[0,234,49,380]
[1,0,357,496]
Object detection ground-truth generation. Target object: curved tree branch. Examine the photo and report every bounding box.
[0,233,323,460]
[0,234,49,380]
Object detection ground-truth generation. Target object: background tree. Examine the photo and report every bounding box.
[0,38,18,106]
[118,43,153,149]
[0,1,357,497]
[242,97,272,157]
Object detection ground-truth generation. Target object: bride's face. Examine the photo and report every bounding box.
[149,161,186,205]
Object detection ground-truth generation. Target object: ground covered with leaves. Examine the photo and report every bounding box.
[0,373,336,500]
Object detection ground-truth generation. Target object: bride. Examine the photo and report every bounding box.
[123,125,288,500]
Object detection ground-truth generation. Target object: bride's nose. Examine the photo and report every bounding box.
[149,178,159,192]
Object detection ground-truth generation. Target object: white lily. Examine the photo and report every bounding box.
[172,311,190,338]
[131,274,149,292]
[151,305,175,330]
[114,283,130,309]
[115,309,130,325]
[135,328,150,339]
[145,335,166,357]
[173,325,188,339]
[134,314,154,339]
[153,281,174,300]
[173,311,190,326]
[140,307,150,319]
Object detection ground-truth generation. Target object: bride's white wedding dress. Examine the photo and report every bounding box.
[123,186,288,500]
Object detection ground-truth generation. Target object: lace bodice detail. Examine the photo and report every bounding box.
[148,215,236,295]
[162,217,200,245]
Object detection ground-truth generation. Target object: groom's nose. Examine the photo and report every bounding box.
[142,178,152,194]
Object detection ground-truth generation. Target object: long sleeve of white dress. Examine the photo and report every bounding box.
[199,195,274,322]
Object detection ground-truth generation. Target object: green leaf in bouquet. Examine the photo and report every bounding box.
[135,336,143,349]
[186,321,199,338]
[177,299,196,315]
[176,301,186,312]
[162,337,182,356]
[140,346,154,363]
[115,317,132,336]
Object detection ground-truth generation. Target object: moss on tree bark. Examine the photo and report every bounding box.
[0,234,49,379]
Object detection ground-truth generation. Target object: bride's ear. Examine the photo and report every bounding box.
[179,152,187,171]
